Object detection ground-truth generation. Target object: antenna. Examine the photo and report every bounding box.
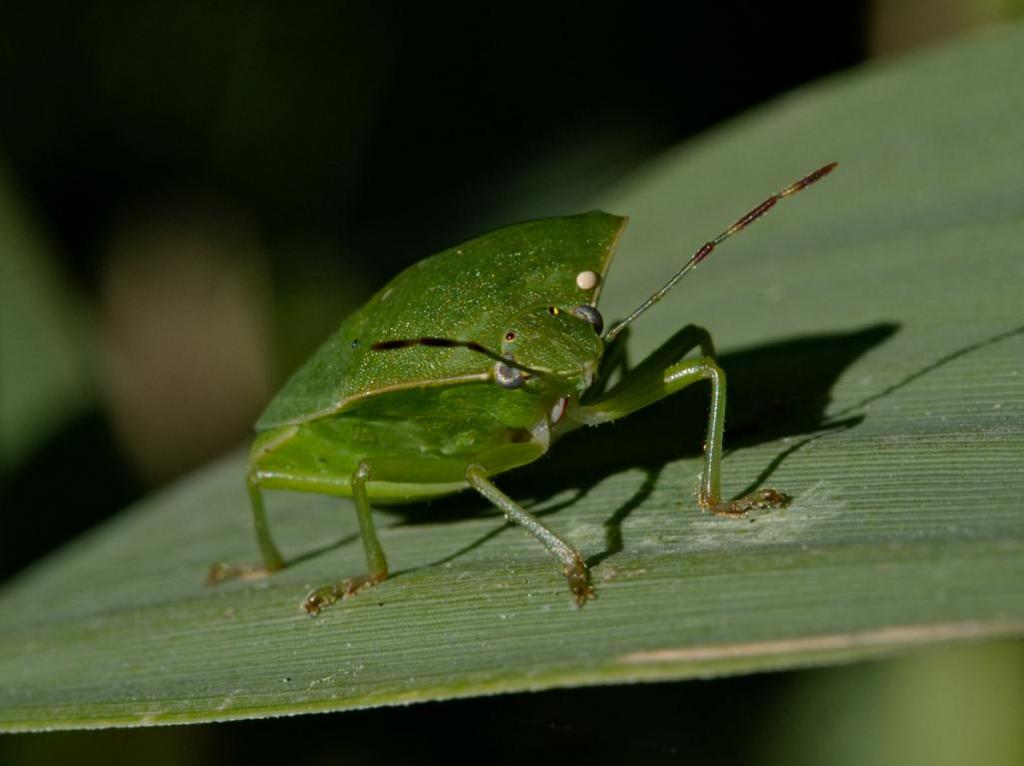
[603,162,838,343]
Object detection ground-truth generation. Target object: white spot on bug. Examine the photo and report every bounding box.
[531,418,551,450]
[576,270,599,290]
[549,396,568,425]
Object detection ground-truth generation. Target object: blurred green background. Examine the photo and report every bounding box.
[1,1,1022,763]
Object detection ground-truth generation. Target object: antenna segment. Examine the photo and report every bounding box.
[603,162,838,343]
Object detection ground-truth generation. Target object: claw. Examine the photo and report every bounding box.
[710,487,792,517]
[302,573,383,616]
[746,488,792,510]
[566,560,596,606]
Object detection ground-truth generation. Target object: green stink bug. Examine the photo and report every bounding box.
[213,163,837,615]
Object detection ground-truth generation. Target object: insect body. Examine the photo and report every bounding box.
[223,163,837,615]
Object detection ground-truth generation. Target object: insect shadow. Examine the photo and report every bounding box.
[387,321,901,572]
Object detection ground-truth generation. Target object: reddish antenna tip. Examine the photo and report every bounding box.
[783,162,839,196]
[602,161,840,343]
[809,161,839,182]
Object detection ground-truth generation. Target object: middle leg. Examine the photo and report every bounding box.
[465,464,594,605]
[303,460,390,615]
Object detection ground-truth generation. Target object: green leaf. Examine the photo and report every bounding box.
[2,24,1023,731]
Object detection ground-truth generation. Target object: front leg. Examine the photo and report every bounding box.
[573,326,790,516]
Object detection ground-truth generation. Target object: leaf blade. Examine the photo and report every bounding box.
[2,23,1024,731]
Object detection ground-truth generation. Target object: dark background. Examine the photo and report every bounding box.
[2,2,1019,763]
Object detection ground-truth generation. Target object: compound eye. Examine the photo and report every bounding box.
[494,360,525,389]
[571,305,604,335]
